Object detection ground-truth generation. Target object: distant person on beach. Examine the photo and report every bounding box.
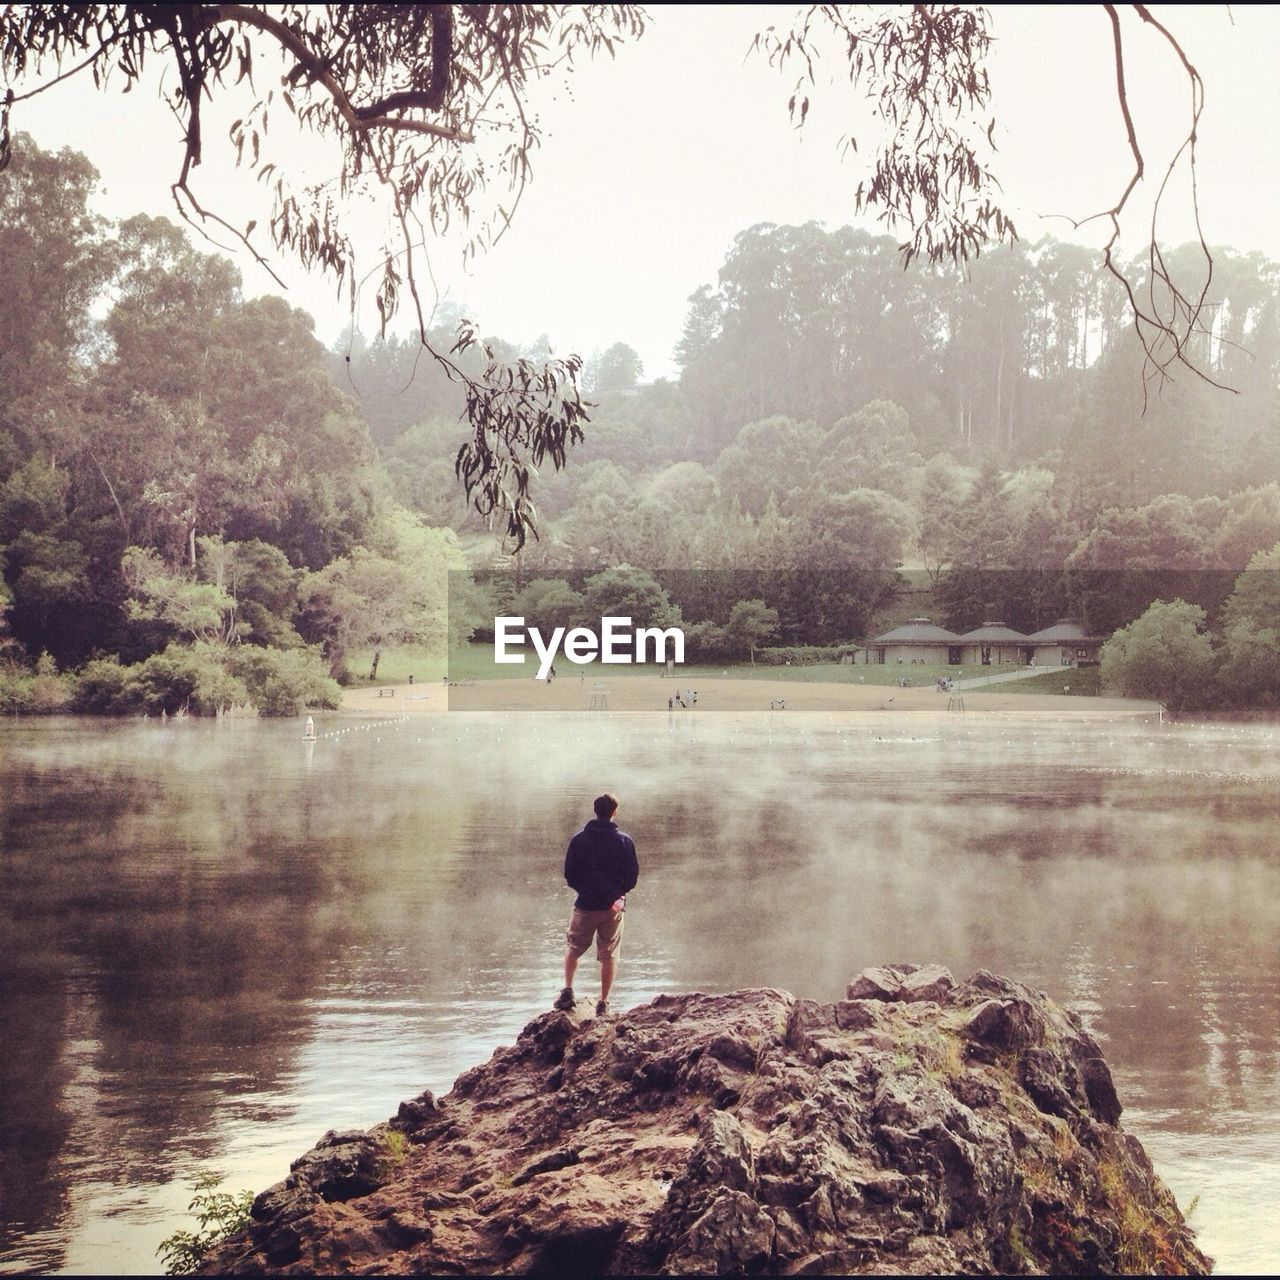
[554,793,638,1017]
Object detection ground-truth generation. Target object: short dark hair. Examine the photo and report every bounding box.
[593,793,618,820]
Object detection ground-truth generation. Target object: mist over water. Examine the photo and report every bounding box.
[1,713,1277,1274]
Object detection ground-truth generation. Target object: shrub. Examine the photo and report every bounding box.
[187,660,252,717]
[72,656,141,714]
[0,659,34,713]
[1100,600,1215,717]
[1215,621,1280,708]
[72,644,337,717]
[754,644,862,666]
[375,1128,410,1180]
[118,644,248,716]
[157,1172,254,1275]
[30,651,71,712]
[682,619,729,661]
[129,645,243,715]
[0,654,72,713]
[228,645,341,716]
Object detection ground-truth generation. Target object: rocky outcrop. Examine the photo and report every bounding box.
[201,965,1210,1275]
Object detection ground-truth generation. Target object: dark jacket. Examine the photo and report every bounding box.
[564,818,639,911]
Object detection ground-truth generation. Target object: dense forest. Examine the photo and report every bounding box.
[360,223,1280,583]
[0,137,465,714]
[2,136,1278,713]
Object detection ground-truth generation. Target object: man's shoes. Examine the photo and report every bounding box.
[595,999,609,1017]
[553,987,576,1011]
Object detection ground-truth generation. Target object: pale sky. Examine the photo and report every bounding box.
[12,4,1280,377]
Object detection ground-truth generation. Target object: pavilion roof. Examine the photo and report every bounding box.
[869,617,961,644]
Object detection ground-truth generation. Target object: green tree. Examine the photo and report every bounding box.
[824,401,921,498]
[1220,544,1280,633]
[122,545,240,645]
[0,577,12,651]
[590,343,644,394]
[511,578,586,636]
[297,518,464,678]
[330,316,472,446]
[1211,486,1280,569]
[642,462,716,519]
[210,539,304,648]
[0,134,111,427]
[0,453,110,662]
[571,380,701,470]
[792,489,918,570]
[6,6,649,549]
[447,572,495,653]
[724,599,779,663]
[381,417,473,526]
[715,417,825,518]
[123,536,304,650]
[581,569,680,630]
[556,482,640,566]
[1066,495,1219,571]
[1216,621,1280,708]
[913,452,978,581]
[88,217,382,569]
[1100,599,1215,717]
[297,548,422,680]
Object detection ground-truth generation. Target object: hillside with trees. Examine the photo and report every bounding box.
[2,136,1278,716]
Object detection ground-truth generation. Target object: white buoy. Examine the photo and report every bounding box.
[303,715,317,741]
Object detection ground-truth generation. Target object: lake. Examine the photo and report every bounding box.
[1,711,1277,1274]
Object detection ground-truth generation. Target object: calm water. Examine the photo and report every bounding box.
[0,712,1277,1275]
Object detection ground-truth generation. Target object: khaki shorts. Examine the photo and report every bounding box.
[566,907,624,960]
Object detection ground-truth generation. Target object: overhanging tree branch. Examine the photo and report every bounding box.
[1087,3,1226,400]
[759,3,1233,398]
[1,4,646,548]
[211,4,472,142]
[0,3,1244,545]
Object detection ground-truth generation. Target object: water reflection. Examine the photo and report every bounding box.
[0,714,1277,1273]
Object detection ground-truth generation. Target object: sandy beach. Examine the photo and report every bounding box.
[339,676,1161,719]
[338,681,450,715]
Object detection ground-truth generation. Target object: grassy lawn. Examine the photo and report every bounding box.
[353,644,1038,688]
[348,644,449,686]
[347,643,1102,698]
[968,666,1103,697]
[614,659,1027,687]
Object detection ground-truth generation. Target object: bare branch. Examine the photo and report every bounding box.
[211,5,474,142]
[1082,4,1229,399]
[5,42,111,104]
[170,176,289,290]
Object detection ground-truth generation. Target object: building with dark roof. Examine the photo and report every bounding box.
[864,618,963,665]
[1025,621,1107,667]
[862,617,1107,667]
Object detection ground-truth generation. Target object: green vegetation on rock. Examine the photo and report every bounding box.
[157,1173,254,1276]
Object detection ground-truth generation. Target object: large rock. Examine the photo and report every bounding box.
[201,970,1210,1276]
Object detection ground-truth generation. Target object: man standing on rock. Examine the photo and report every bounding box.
[554,793,639,1017]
